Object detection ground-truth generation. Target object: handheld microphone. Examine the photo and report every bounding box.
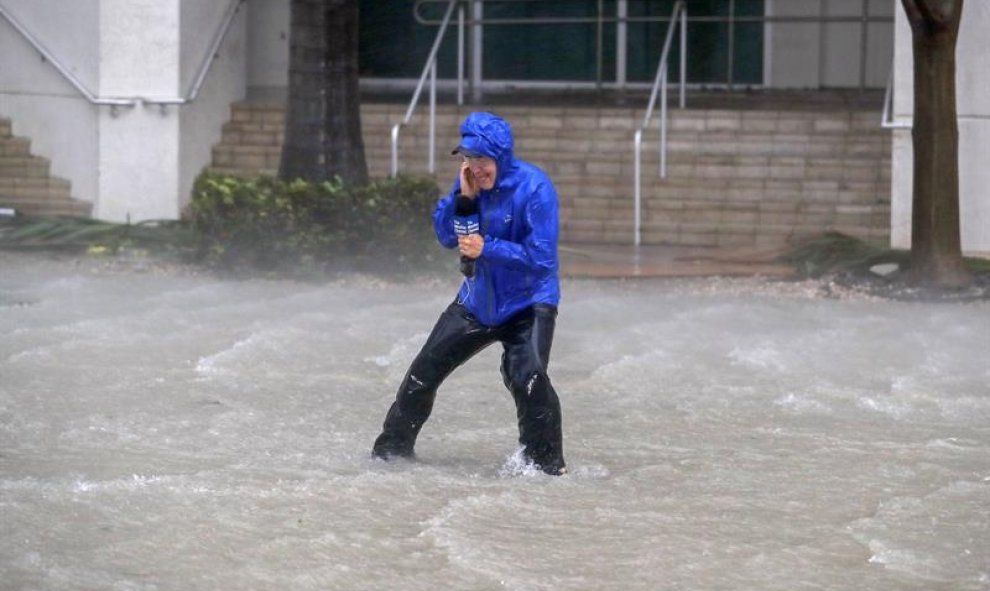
[453,195,480,278]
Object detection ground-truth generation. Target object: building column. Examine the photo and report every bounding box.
[95,0,181,222]
[470,0,483,103]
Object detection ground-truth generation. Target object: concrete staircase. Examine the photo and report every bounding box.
[210,100,891,247]
[0,116,91,217]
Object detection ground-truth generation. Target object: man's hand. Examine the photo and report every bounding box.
[458,234,484,259]
[459,162,479,198]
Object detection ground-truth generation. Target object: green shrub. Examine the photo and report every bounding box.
[188,173,441,273]
[778,232,896,278]
[777,231,990,277]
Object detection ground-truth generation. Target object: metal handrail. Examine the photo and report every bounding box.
[0,0,244,112]
[182,0,246,104]
[390,0,461,177]
[414,4,892,26]
[0,3,129,106]
[632,0,686,247]
[881,68,912,129]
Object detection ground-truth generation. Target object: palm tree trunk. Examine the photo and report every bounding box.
[280,0,368,186]
[902,0,970,287]
[280,0,326,182]
[323,0,368,185]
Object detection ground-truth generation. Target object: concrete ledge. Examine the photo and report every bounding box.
[559,243,795,279]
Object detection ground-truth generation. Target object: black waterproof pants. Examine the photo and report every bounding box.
[372,302,565,474]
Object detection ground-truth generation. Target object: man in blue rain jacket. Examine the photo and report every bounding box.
[372,112,566,475]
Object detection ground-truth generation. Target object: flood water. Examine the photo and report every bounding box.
[1,253,988,591]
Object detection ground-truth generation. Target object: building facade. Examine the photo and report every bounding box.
[0,0,246,221]
[0,0,986,252]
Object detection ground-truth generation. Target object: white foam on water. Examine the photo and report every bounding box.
[496,448,550,479]
[195,333,267,377]
[773,392,833,415]
[364,331,430,369]
[727,343,789,371]
[848,479,990,586]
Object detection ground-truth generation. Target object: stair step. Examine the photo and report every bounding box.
[0,194,92,217]
[0,177,73,199]
[563,198,890,218]
[0,115,84,216]
[211,144,281,169]
[0,137,32,157]
[232,101,890,133]
[562,220,888,248]
[2,203,92,217]
[0,156,51,178]
[207,166,279,178]
[220,125,284,147]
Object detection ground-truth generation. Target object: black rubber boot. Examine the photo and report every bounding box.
[501,304,566,475]
[371,367,439,460]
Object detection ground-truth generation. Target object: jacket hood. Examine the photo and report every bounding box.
[452,112,515,174]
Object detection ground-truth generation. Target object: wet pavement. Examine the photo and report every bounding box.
[2,251,987,591]
[559,242,795,279]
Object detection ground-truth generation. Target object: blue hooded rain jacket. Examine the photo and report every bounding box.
[434,112,561,326]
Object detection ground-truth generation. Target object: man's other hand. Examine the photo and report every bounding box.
[458,234,484,259]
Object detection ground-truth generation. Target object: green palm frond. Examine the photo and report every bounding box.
[0,214,194,256]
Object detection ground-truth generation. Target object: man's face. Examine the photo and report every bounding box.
[463,155,497,191]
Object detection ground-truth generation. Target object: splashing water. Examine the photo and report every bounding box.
[1,254,988,591]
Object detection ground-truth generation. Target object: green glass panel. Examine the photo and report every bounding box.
[482,0,609,81]
[358,0,763,85]
[734,21,763,84]
[359,0,458,78]
[627,0,764,85]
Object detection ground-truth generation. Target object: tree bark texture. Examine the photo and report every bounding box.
[280,0,368,186]
[901,0,970,287]
[280,0,325,182]
[323,0,368,185]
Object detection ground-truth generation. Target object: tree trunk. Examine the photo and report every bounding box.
[280,0,325,182]
[280,0,368,186]
[902,0,970,287]
[323,0,368,185]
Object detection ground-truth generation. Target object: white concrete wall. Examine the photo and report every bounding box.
[96,0,181,222]
[179,0,247,214]
[246,0,289,99]
[0,0,100,205]
[765,0,893,88]
[891,2,990,254]
[0,0,100,92]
